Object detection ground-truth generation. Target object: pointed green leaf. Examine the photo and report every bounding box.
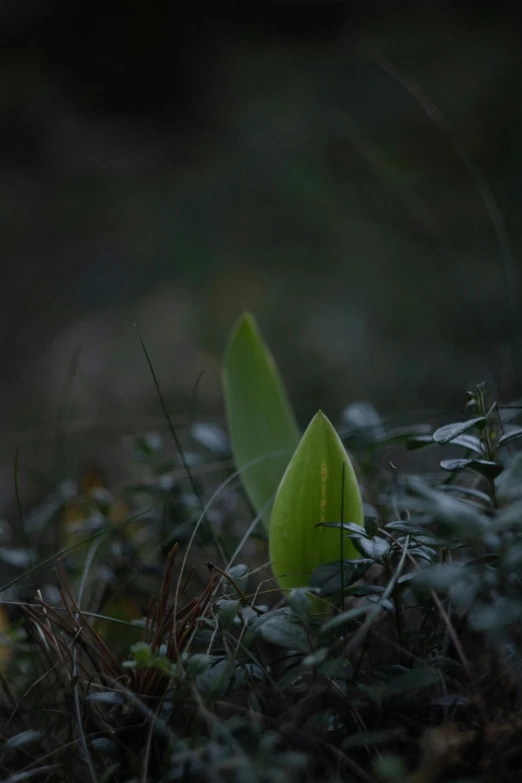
[223,313,300,529]
[270,411,364,592]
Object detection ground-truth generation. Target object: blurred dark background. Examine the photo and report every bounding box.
[1,1,522,508]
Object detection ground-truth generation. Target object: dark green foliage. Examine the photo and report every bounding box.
[3,383,522,782]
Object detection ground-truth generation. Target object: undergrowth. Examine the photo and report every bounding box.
[2,383,522,782]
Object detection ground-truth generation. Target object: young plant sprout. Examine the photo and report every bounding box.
[269,410,364,593]
[223,313,364,596]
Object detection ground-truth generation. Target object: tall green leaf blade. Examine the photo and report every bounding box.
[223,313,300,529]
[270,411,364,592]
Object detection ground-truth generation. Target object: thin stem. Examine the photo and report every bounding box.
[134,324,227,564]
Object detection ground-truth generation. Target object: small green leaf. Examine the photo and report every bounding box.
[3,766,62,783]
[3,730,45,754]
[438,484,492,504]
[196,659,235,702]
[433,417,486,444]
[90,738,119,760]
[225,564,249,593]
[288,588,312,619]
[440,458,503,479]
[408,545,438,563]
[249,606,293,629]
[216,599,240,631]
[129,641,152,666]
[406,479,488,539]
[310,559,374,596]
[499,427,522,448]
[317,521,367,536]
[270,411,364,592]
[464,553,499,567]
[386,521,452,548]
[302,648,329,667]
[223,313,300,529]
[320,604,374,634]
[186,653,213,675]
[444,434,484,454]
[497,453,522,501]
[0,548,35,568]
[351,536,390,561]
[255,614,309,652]
[364,516,380,537]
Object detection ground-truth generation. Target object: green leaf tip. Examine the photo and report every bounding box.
[269,410,364,592]
[223,311,300,530]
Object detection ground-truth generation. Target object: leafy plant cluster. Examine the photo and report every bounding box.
[1,316,522,783]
